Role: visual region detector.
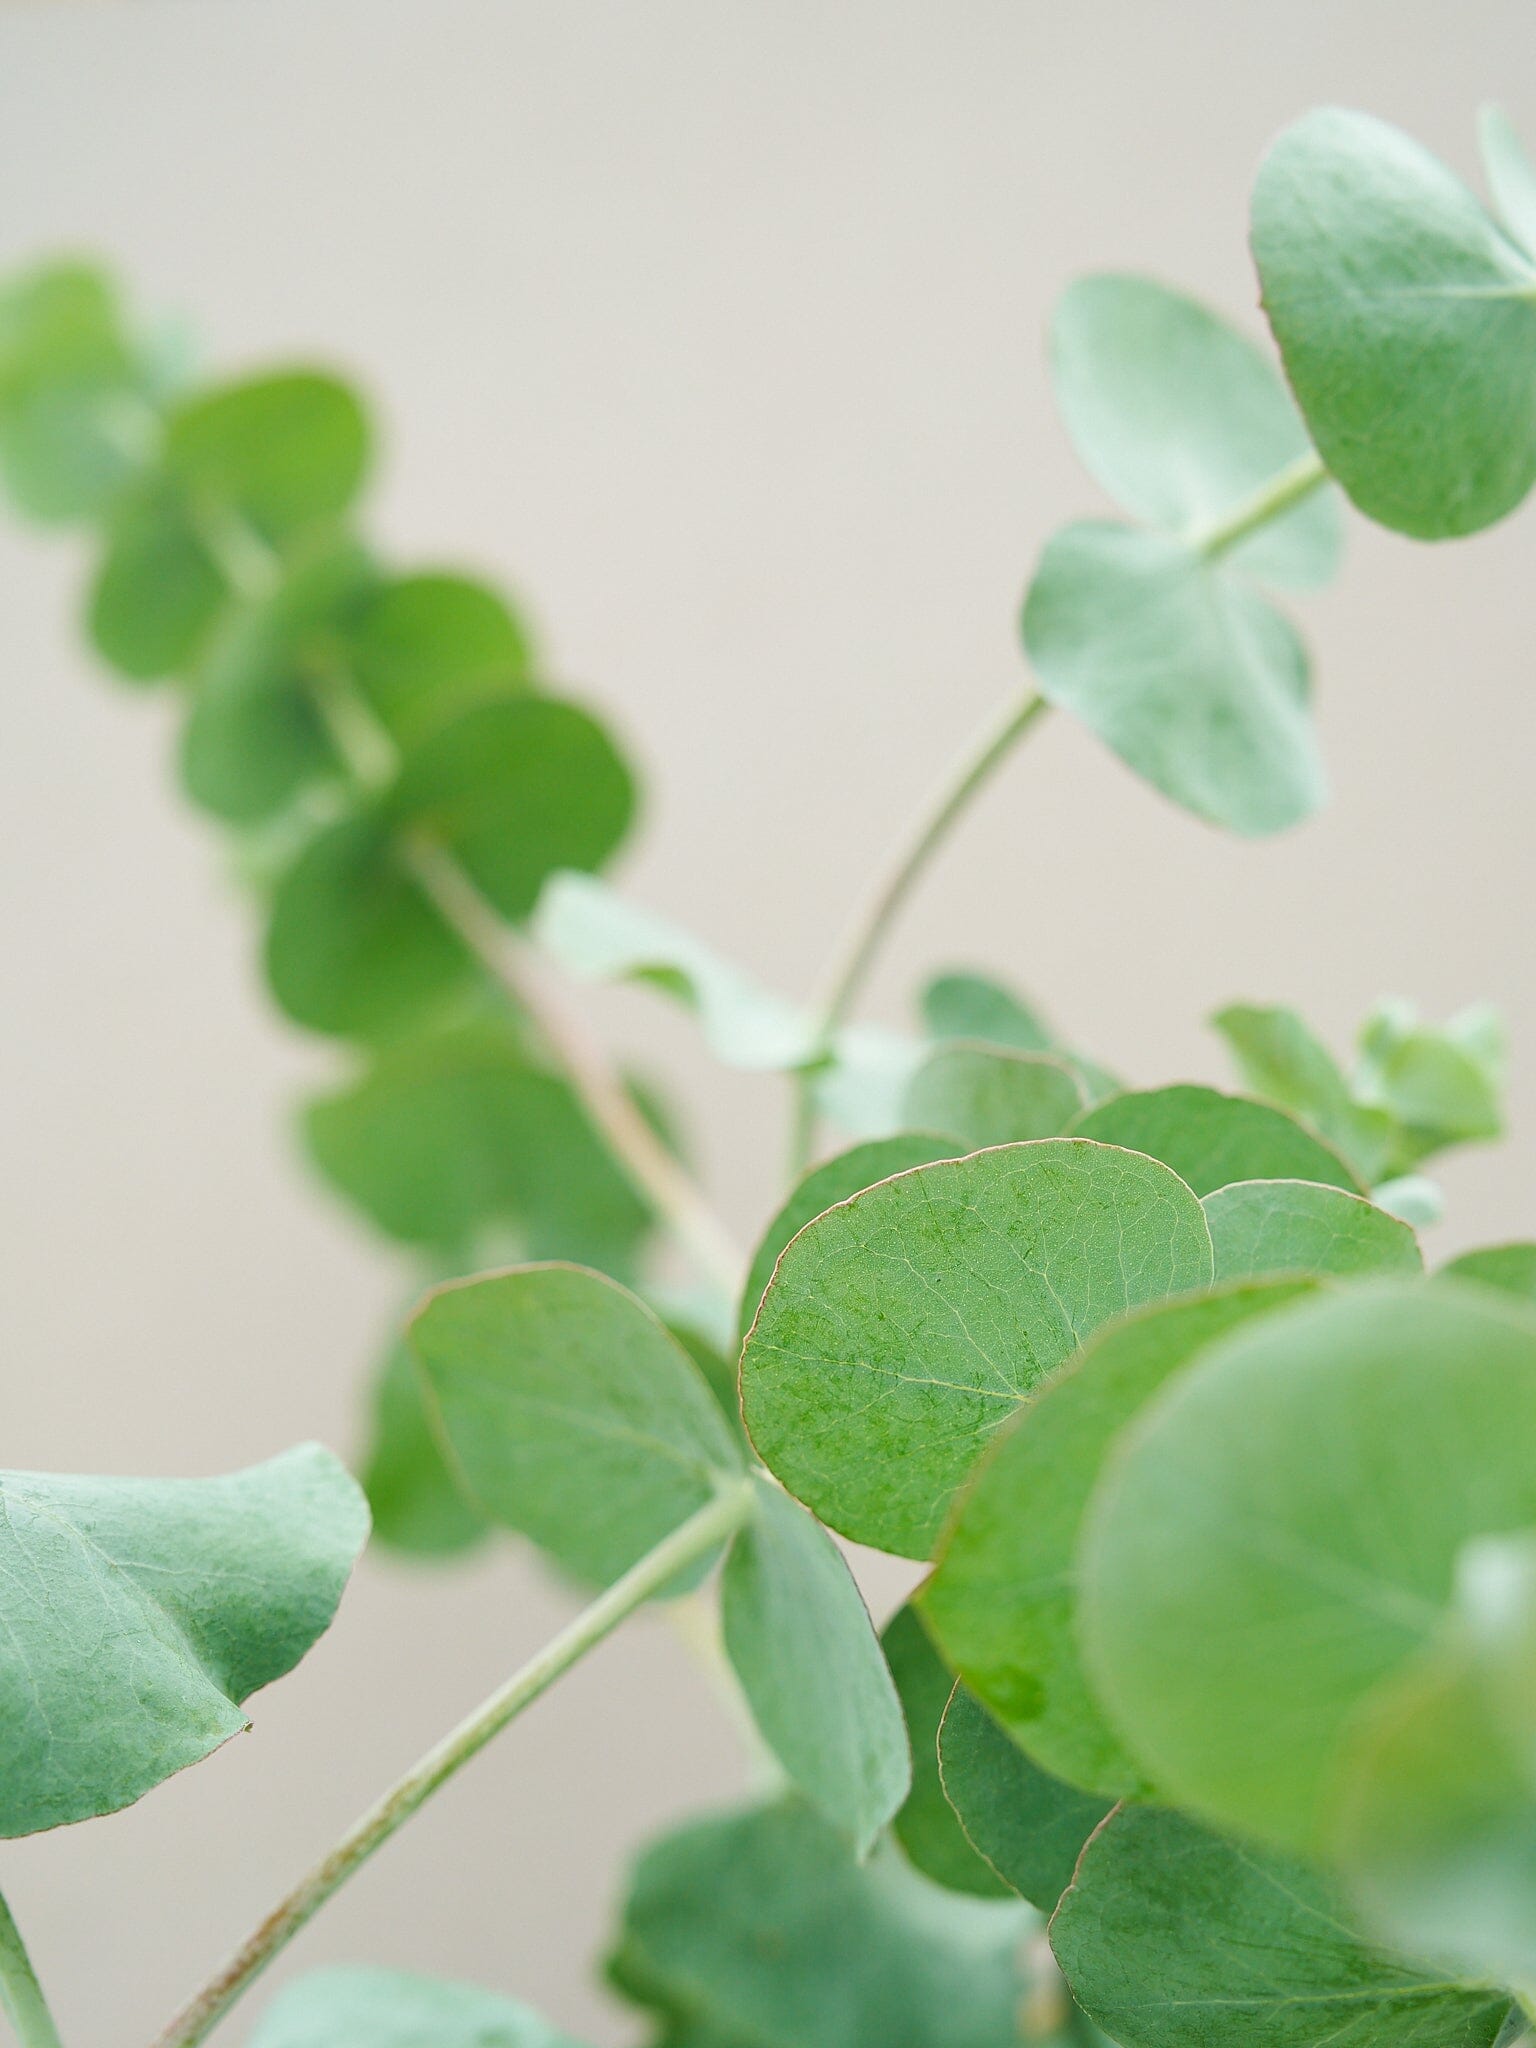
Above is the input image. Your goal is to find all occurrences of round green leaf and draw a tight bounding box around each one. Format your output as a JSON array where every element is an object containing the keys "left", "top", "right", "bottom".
[
  {"left": 923, "top": 1283, "right": 1310, "bottom": 1796},
  {"left": 905, "top": 1045, "right": 1085, "bottom": 1150},
  {"left": 921, "top": 971, "right": 1053, "bottom": 1054},
  {"left": 391, "top": 697, "right": 636, "bottom": 923},
  {"left": 921, "top": 971, "right": 1119, "bottom": 1103},
  {"left": 88, "top": 477, "right": 226, "bottom": 679},
  {"left": 1078, "top": 1280, "right": 1536, "bottom": 1851},
  {"left": 608, "top": 1799, "right": 1031, "bottom": 2048},
  {"left": 1441, "top": 1242, "right": 1536, "bottom": 1304},
  {"left": 936, "top": 1686, "right": 1111, "bottom": 1912},
  {"left": 164, "top": 368, "right": 370, "bottom": 544},
  {"left": 0, "top": 1446, "right": 368, "bottom": 1836},
  {"left": 740, "top": 1139, "right": 1213, "bottom": 1559},
  {"left": 361, "top": 1338, "right": 489, "bottom": 1560},
  {"left": 1051, "top": 1804, "right": 1507, "bottom": 2048},
  {"left": 1337, "top": 1534, "right": 1536, "bottom": 1989},
  {"left": 739, "top": 1133, "right": 959, "bottom": 1345},
  {"left": 1069, "top": 1082, "right": 1361, "bottom": 1196},
  {"left": 303, "top": 1014, "right": 651, "bottom": 1274},
  {"left": 411, "top": 1264, "right": 743, "bottom": 1587},
  {"left": 248, "top": 1968, "right": 587, "bottom": 2048},
  {"left": 882, "top": 1605, "right": 1013, "bottom": 1899},
  {"left": 0, "top": 262, "right": 157, "bottom": 523},
  {"left": 722, "top": 1475, "right": 909, "bottom": 1854},
  {"left": 180, "top": 538, "right": 374, "bottom": 823},
  {"left": 1022, "top": 522, "right": 1322, "bottom": 836},
  {"left": 264, "top": 810, "right": 476, "bottom": 1040},
  {"left": 1051, "top": 273, "right": 1341, "bottom": 587},
  {"left": 1252, "top": 107, "right": 1536, "bottom": 538},
  {"left": 1203, "top": 1179, "right": 1421, "bottom": 1283},
  {"left": 347, "top": 570, "right": 534, "bottom": 748}
]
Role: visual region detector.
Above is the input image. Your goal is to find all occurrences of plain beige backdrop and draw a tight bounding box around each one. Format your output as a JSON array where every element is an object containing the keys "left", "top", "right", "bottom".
[{"left": 2, "top": 2, "right": 1535, "bottom": 2040}]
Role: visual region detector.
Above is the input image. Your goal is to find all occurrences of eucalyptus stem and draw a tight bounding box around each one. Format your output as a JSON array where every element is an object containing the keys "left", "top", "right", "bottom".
[
  {"left": 402, "top": 838, "right": 745, "bottom": 1296},
  {"left": 188, "top": 504, "right": 745, "bottom": 1297},
  {"left": 151, "top": 1477, "right": 756, "bottom": 2048},
  {"left": 790, "top": 688, "right": 1050, "bottom": 1170},
  {"left": 0, "top": 1890, "right": 64, "bottom": 2048},
  {"left": 1192, "top": 447, "right": 1329, "bottom": 561}
]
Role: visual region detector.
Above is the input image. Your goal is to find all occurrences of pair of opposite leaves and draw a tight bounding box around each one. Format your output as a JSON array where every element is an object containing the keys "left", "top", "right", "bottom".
[
  {"left": 0, "top": 275, "right": 643, "bottom": 1047},
  {"left": 1026, "top": 106, "right": 1536, "bottom": 837}
]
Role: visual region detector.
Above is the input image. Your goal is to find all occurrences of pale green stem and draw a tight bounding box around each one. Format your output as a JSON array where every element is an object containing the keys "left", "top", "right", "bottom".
[
  {"left": 151, "top": 1478, "right": 756, "bottom": 2048},
  {"left": 0, "top": 1890, "right": 64, "bottom": 2048},
  {"left": 790, "top": 689, "right": 1050, "bottom": 1171},
  {"left": 186, "top": 507, "right": 745, "bottom": 1298},
  {"left": 402, "top": 837, "right": 746, "bottom": 1297},
  {"left": 1191, "top": 447, "right": 1330, "bottom": 563}
]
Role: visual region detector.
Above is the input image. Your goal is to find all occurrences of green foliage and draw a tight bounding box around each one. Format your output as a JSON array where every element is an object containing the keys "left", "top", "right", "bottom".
[
  {"left": 738, "top": 1133, "right": 957, "bottom": 1342},
  {"left": 303, "top": 1012, "right": 652, "bottom": 1270},
  {"left": 1078, "top": 1282, "right": 1536, "bottom": 1852},
  {"left": 741, "top": 1140, "right": 1212, "bottom": 1557},
  {"left": 411, "top": 1265, "right": 743, "bottom": 1587},
  {"left": 1252, "top": 107, "right": 1536, "bottom": 539},
  {"left": 1069, "top": 1082, "right": 1360, "bottom": 1194},
  {"left": 1028, "top": 272, "right": 1347, "bottom": 835},
  {"left": 721, "top": 1476, "right": 909, "bottom": 1852},
  {"left": 937, "top": 1685, "right": 1110, "bottom": 1912},
  {"left": 1441, "top": 1242, "right": 1536, "bottom": 1302},
  {"left": 536, "top": 871, "right": 812, "bottom": 1070},
  {"left": 1336, "top": 1533, "right": 1536, "bottom": 1987},
  {"left": 882, "top": 1605, "right": 1014, "bottom": 1899},
  {"left": 391, "top": 700, "right": 634, "bottom": 924},
  {"left": 1213, "top": 996, "right": 1507, "bottom": 1181},
  {"left": 0, "top": 1447, "right": 367, "bottom": 1835},
  {"left": 923, "top": 1283, "right": 1311, "bottom": 1794},
  {"left": 0, "top": 262, "right": 159, "bottom": 521},
  {"left": 921, "top": 969, "right": 1119, "bottom": 1102},
  {"left": 1050, "top": 273, "right": 1342, "bottom": 588},
  {"left": 1023, "top": 521, "right": 1323, "bottom": 835},
  {"left": 248, "top": 1969, "right": 586, "bottom": 2047},
  {"left": 1202, "top": 1178, "right": 1421, "bottom": 1281},
  {"left": 6, "top": 96, "right": 1536, "bottom": 2048},
  {"left": 91, "top": 369, "right": 371, "bottom": 677},
  {"left": 1051, "top": 1804, "right": 1510, "bottom": 2048},
  {"left": 346, "top": 570, "right": 534, "bottom": 745},
  {"left": 607, "top": 1799, "right": 1033, "bottom": 2048},
  {"left": 264, "top": 810, "right": 476, "bottom": 1037},
  {"left": 905, "top": 1043, "right": 1085, "bottom": 1147},
  {"left": 360, "top": 1339, "right": 489, "bottom": 1558},
  {"left": 180, "top": 538, "right": 375, "bottom": 823}
]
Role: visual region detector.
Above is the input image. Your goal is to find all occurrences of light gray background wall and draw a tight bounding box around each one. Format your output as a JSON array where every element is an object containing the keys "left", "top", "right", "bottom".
[{"left": 2, "top": 3, "right": 1532, "bottom": 2040}]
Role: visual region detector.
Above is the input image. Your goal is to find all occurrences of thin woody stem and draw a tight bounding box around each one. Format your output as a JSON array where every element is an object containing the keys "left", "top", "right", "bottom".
[
  {"left": 402, "top": 838, "right": 745, "bottom": 1296},
  {"left": 790, "top": 689, "right": 1050, "bottom": 1170},
  {"left": 151, "top": 1479, "right": 756, "bottom": 2048}
]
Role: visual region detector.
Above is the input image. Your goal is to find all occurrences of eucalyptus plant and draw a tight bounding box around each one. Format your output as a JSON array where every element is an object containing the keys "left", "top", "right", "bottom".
[{"left": 3, "top": 101, "right": 1536, "bottom": 2048}]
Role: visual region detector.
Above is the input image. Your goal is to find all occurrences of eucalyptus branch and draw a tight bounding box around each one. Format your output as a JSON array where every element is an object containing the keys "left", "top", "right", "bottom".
[
  {"left": 0, "top": 1890, "right": 64, "bottom": 2048},
  {"left": 191, "top": 502, "right": 745, "bottom": 1296},
  {"left": 151, "top": 1478, "right": 756, "bottom": 2048},
  {"left": 791, "top": 689, "right": 1050, "bottom": 1169}
]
